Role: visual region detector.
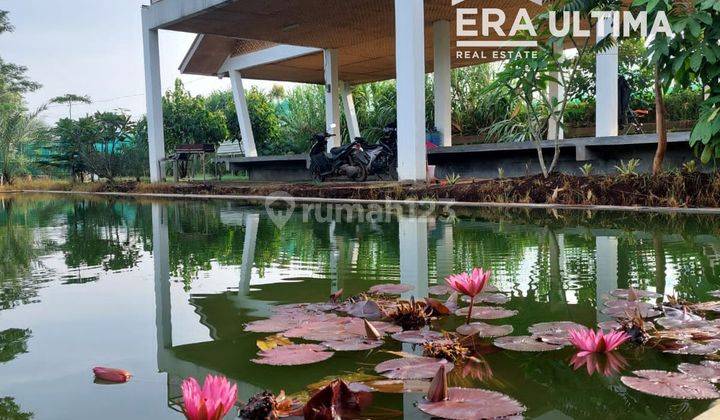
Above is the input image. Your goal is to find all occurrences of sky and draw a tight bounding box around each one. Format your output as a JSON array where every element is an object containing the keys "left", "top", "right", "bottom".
[{"left": 0, "top": 0, "right": 290, "bottom": 123}]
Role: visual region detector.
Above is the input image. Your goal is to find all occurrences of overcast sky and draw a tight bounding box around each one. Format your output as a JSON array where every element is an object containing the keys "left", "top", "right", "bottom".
[{"left": 0, "top": 0, "right": 288, "bottom": 123}]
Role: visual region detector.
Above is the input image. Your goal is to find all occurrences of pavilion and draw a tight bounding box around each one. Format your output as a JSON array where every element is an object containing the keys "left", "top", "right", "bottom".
[{"left": 141, "top": 0, "right": 624, "bottom": 183}]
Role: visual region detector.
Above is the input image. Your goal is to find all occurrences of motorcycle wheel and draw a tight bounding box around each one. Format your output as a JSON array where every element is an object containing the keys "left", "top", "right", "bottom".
[
  {"left": 309, "top": 163, "right": 325, "bottom": 182},
  {"left": 349, "top": 163, "right": 368, "bottom": 182}
]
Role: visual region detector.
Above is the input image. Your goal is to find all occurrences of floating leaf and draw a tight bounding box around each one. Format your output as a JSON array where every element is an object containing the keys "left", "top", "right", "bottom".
[
  {"left": 528, "top": 321, "right": 586, "bottom": 346},
  {"left": 598, "top": 320, "right": 622, "bottom": 331},
  {"left": 391, "top": 330, "right": 443, "bottom": 344},
  {"left": 342, "top": 300, "right": 384, "bottom": 320},
  {"left": 417, "top": 387, "right": 526, "bottom": 419},
  {"left": 366, "top": 379, "right": 430, "bottom": 394},
  {"left": 655, "top": 307, "right": 706, "bottom": 329},
  {"left": 92, "top": 367, "right": 131, "bottom": 384},
  {"left": 692, "top": 301, "right": 720, "bottom": 313},
  {"left": 611, "top": 288, "right": 661, "bottom": 299},
  {"left": 678, "top": 361, "right": 720, "bottom": 383},
  {"left": 455, "top": 306, "right": 518, "bottom": 320},
  {"left": 663, "top": 339, "right": 720, "bottom": 356},
  {"left": 257, "top": 335, "right": 293, "bottom": 351},
  {"left": 494, "top": 336, "right": 564, "bottom": 352},
  {"left": 321, "top": 339, "right": 384, "bottom": 351},
  {"left": 375, "top": 357, "right": 453, "bottom": 379},
  {"left": 621, "top": 370, "right": 720, "bottom": 399},
  {"left": 303, "top": 379, "right": 372, "bottom": 419},
  {"left": 428, "top": 285, "right": 450, "bottom": 295},
  {"left": 456, "top": 322, "right": 513, "bottom": 338},
  {"left": 368, "top": 284, "right": 414, "bottom": 295},
  {"left": 462, "top": 293, "right": 509, "bottom": 305},
  {"left": 252, "top": 344, "right": 334, "bottom": 366}
]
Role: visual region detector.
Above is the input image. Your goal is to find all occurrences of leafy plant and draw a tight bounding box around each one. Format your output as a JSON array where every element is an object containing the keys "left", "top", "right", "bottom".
[
  {"left": 615, "top": 159, "right": 641, "bottom": 176},
  {"left": 497, "top": 168, "right": 505, "bottom": 179},
  {"left": 682, "top": 160, "right": 697, "bottom": 173},
  {"left": 580, "top": 163, "right": 594, "bottom": 176},
  {"left": 445, "top": 173, "right": 461, "bottom": 186}
]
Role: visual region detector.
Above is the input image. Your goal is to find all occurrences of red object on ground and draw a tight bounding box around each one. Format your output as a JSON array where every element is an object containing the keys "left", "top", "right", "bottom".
[
  {"left": 426, "top": 140, "right": 438, "bottom": 150},
  {"left": 93, "top": 367, "right": 132, "bottom": 383}
]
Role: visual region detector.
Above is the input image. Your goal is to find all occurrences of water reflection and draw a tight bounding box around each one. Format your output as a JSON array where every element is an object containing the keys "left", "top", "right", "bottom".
[{"left": 2, "top": 196, "right": 720, "bottom": 418}]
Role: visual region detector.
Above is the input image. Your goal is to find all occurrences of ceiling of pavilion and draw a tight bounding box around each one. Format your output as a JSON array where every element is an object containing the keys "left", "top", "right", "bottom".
[{"left": 172, "top": 0, "right": 604, "bottom": 84}]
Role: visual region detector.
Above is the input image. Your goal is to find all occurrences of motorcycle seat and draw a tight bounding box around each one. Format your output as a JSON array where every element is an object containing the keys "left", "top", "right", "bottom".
[{"left": 329, "top": 147, "right": 344, "bottom": 156}]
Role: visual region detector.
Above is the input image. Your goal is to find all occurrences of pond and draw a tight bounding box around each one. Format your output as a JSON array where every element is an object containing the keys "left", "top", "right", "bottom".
[{"left": 1, "top": 194, "right": 719, "bottom": 419}]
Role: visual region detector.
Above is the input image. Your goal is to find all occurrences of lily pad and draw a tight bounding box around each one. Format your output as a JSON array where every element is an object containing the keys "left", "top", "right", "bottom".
[
  {"left": 621, "top": 370, "right": 720, "bottom": 399},
  {"left": 528, "top": 321, "right": 586, "bottom": 346},
  {"left": 391, "top": 330, "right": 443, "bottom": 344},
  {"left": 663, "top": 339, "right": 720, "bottom": 356},
  {"left": 455, "top": 306, "right": 518, "bottom": 320},
  {"left": 321, "top": 339, "right": 384, "bottom": 351},
  {"left": 375, "top": 357, "right": 453, "bottom": 380},
  {"left": 417, "top": 387, "right": 526, "bottom": 419},
  {"left": 610, "top": 288, "right": 661, "bottom": 299},
  {"left": 692, "top": 301, "right": 720, "bottom": 313},
  {"left": 342, "top": 300, "right": 384, "bottom": 320},
  {"left": 368, "top": 284, "right": 414, "bottom": 295},
  {"left": 252, "top": 344, "right": 334, "bottom": 366},
  {"left": 655, "top": 307, "right": 706, "bottom": 329},
  {"left": 461, "top": 293, "right": 509, "bottom": 305},
  {"left": 494, "top": 336, "right": 564, "bottom": 352},
  {"left": 678, "top": 361, "right": 720, "bottom": 383},
  {"left": 598, "top": 320, "right": 622, "bottom": 331},
  {"left": 456, "top": 322, "right": 513, "bottom": 338},
  {"left": 601, "top": 305, "right": 661, "bottom": 319},
  {"left": 428, "top": 285, "right": 450, "bottom": 295}
]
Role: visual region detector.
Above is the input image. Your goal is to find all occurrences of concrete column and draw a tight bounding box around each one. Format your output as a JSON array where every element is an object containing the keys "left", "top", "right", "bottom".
[
  {"left": 595, "top": 15, "right": 619, "bottom": 137},
  {"left": 239, "top": 212, "right": 259, "bottom": 295},
  {"left": 329, "top": 220, "right": 340, "bottom": 294},
  {"left": 324, "top": 49, "right": 341, "bottom": 150},
  {"left": 142, "top": 12, "right": 165, "bottom": 183},
  {"left": 229, "top": 71, "right": 258, "bottom": 158},
  {"left": 394, "top": 0, "right": 427, "bottom": 181},
  {"left": 596, "top": 236, "right": 618, "bottom": 322},
  {"left": 433, "top": 20, "right": 452, "bottom": 147},
  {"left": 152, "top": 203, "right": 172, "bottom": 350},
  {"left": 435, "top": 221, "right": 454, "bottom": 283},
  {"left": 548, "top": 43, "right": 565, "bottom": 141},
  {"left": 340, "top": 82, "right": 361, "bottom": 141},
  {"left": 399, "top": 213, "right": 429, "bottom": 300}
]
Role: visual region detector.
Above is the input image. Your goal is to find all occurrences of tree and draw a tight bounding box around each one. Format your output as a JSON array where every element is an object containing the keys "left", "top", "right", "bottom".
[
  {"left": 49, "top": 94, "right": 92, "bottom": 119},
  {"left": 162, "top": 79, "right": 228, "bottom": 153},
  {"left": 639, "top": 0, "right": 720, "bottom": 172},
  {"left": 485, "top": 0, "right": 619, "bottom": 177},
  {"left": 0, "top": 105, "right": 46, "bottom": 185},
  {"left": 78, "top": 111, "right": 137, "bottom": 182},
  {"left": 46, "top": 117, "right": 93, "bottom": 182}
]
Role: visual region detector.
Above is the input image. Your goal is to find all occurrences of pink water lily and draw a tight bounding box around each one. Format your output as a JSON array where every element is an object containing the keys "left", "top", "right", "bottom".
[
  {"left": 181, "top": 374, "right": 237, "bottom": 420},
  {"left": 445, "top": 268, "right": 492, "bottom": 323},
  {"left": 569, "top": 328, "right": 630, "bottom": 356}
]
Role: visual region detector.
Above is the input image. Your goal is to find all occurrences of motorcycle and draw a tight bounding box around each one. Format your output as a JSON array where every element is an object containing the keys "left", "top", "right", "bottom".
[
  {"left": 307, "top": 132, "right": 370, "bottom": 182},
  {"left": 353, "top": 123, "right": 398, "bottom": 180}
]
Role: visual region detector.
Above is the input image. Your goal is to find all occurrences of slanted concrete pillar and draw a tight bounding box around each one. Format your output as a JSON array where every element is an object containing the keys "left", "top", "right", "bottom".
[
  {"left": 142, "top": 11, "right": 165, "bottom": 183},
  {"left": 435, "top": 221, "right": 454, "bottom": 283},
  {"left": 340, "top": 82, "right": 361, "bottom": 141},
  {"left": 548, "top": 42, "right": 565, "bottom": 141},
  {"left": 239, "top": 212, "right": 259, "bottom": 295},
  {"left": 394, "top": 0, "right": 427, "bottom": 181},
  {"left": 399, "top": 213, "right": 429, "bottom": 300},
  {"left": 595, "top": 15, "right": 619, "bottom": 137},
  {"left": 596, "top": 236, "right": 618, "bottom": 322},
  {"left": 433, "top": 20, "right": 452, "bottom": 147},
  {"left": 152, "top": 204, "right": 171, "bottom": 350},
  {"left": 324, "top": 49, "right": 341, "bottom": 151},
  {"left": 229, "top": 71, "right": 258, "bottom": 158}
]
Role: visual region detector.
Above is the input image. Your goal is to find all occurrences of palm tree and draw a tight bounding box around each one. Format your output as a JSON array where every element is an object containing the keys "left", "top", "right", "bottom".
[
  {"left": 50, "top": 94, "right": 91, "bottom": 119},
  {"left": 0, "top": 105, "right": 46, "bottom": 185}
]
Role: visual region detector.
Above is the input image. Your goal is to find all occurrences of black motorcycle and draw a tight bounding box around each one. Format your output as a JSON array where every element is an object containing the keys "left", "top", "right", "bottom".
[
  {"left": 354, "top": 124, "right": 398, "bottom": 180},
  {"left": 307, "top": 132, "right": 369, "bottom": 182}
]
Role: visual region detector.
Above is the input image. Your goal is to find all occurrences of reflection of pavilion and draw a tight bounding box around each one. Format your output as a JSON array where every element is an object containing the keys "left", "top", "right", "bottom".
[{"left": 151, "top": 204, "right": 693, "bottom": 415}]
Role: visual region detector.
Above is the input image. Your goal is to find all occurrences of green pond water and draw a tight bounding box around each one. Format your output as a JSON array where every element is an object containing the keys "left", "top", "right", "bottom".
[{"left": 1, "top": 194, "right": 720, "bottom": 419}]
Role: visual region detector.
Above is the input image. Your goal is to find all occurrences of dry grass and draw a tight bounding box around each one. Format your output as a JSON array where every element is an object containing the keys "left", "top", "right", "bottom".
[{"left": 4, "top": 171, "right": 720, "bottom": 209}]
